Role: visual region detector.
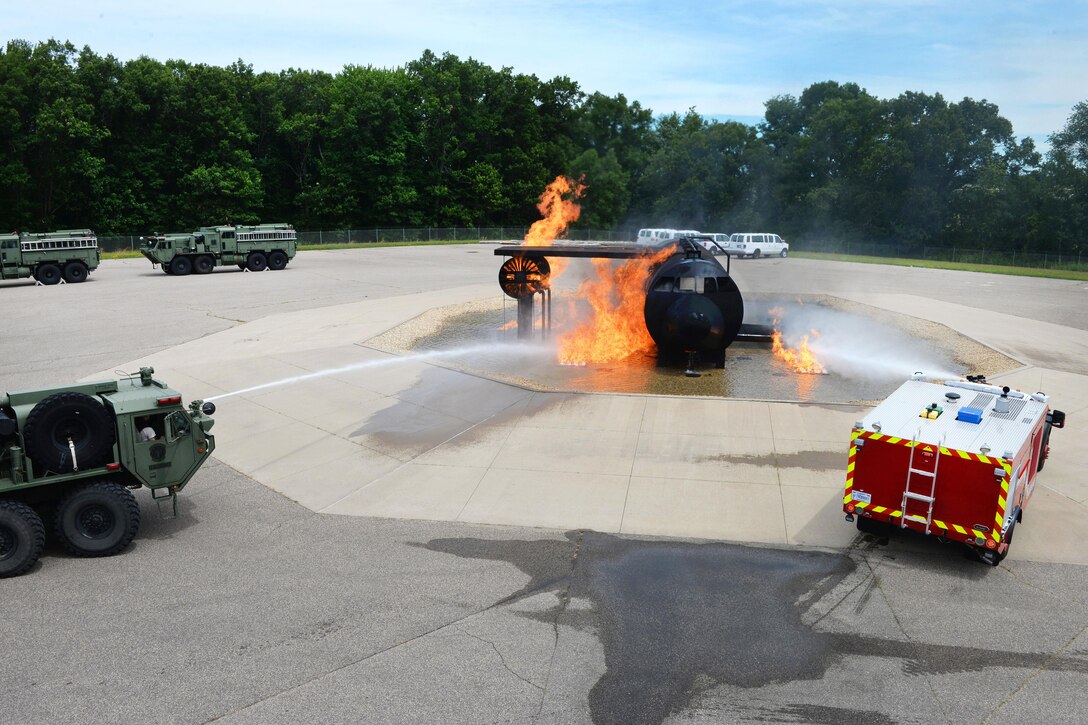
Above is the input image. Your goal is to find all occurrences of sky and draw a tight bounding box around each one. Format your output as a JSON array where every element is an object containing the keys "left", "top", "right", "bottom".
[{"left": 7, "top": 1, "right": 1088, "bottom": 149}]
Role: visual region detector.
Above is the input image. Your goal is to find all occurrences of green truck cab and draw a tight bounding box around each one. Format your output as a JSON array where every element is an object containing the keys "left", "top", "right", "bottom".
[
  {"left": 141, "top": 223, "right": 297, "bottom": 275},
  {"left": 0, "top": 367, "right": 216, "bottom": 577},
  {"left": 0, "top": 229, "right": 101, "bottom": 285}
]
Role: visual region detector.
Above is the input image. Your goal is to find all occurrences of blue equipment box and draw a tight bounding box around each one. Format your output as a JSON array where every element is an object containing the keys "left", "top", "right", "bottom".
[{"left": 956, "top": 406, "right": 983, "bottom": 424}]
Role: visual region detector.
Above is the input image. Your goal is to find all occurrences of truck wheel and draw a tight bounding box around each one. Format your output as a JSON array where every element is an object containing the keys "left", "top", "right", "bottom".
[
  {"left": 170, "top": 256, "right": 193, "bottom": 276},
  {"left": 856, "top": 515, "right": 892, "bottom": 540},
  {"left": 63, "top": 261, "right": 89, "bottom": 283},
  {"left": 752, "top": 249, "right": 762, "bottom": 258},
  {"left": 236, "top": 263, "right": 246, "bottom": 270},
  {"left": 23, "top": 392, "right": 115, "bottom": 473},
  {"left": 246, "top": 252, "right": 267, "bottom": 272},
  {"left": 780, "top": 249, "right": 788, "bottom": 258},
  {"left": 194, "top": 255, "right": 214, "bottom": 274},
  {"left": 54, "top": 482, "right": 140, "bottom": 557},
  {"left": 0, "top": 500, "right": 46, "bottom": 578},
  {"left": 35, "top": 263, "right": 62, "bottom": 285},
  {"left": 267, "top": 251, "right": 288, "bottom": 270}
]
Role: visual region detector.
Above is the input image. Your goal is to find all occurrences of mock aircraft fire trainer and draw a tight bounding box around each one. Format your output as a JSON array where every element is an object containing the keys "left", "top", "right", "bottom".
[{"left": 496, "top": 236, "right": 765, "bottom": 372}]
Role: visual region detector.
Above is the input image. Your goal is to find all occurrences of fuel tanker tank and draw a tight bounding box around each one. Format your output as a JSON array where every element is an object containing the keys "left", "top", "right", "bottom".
[{"left": 642, "top": 243, "right": 744, "bottom": 366}]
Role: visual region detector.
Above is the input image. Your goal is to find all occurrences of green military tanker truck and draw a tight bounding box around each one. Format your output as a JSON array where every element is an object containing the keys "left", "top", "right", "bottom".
[
  {"left": 0, "top": 367, "right": 216, "bottom": 577},
  {"left": 0, "top": 229, "right": 101, "bottom": 285},
  {"left": 141, "top": 222, "right": 297, "bottom": 275}
]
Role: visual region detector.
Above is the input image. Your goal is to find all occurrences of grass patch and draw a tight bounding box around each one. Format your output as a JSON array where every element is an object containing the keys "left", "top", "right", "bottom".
[{"left": 791, "top": 251, "right": 1088, "bottom": 281}]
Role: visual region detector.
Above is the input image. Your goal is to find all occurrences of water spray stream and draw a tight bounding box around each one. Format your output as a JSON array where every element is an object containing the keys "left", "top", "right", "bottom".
[{"left": 204, "top": 343, "right": 549, "bottom": 402}]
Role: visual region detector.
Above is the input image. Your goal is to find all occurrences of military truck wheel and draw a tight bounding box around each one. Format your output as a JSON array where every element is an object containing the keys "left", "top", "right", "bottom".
[
  {"left": 63, "top": 261, "right": 89, "bottom": 283},
  {"left": 0, "top": 500, "right": 46, "bottom": 578},
  {"left": 236, "top": 263, "right": 246, "bottom": 270},
  {"left": 246, "top": 252, "right": 267, "bottom": 272},
  {"left": 23, "top": 392, "right": 116, "bottom": 473},
  {"left": 194, "top": 255, "right": 214, "bottom": 274},
  {"left": 170, "top": 256, "right": 193, "bottom": 276},
  {"left": 35, "top": 263, "right": 62, "bottom": 285},
  {"left": 267, "top": 251, "right": 288, "bottom": 270},
  {"left": 54, "top": 482, "right": 140, "bottom": 557}
]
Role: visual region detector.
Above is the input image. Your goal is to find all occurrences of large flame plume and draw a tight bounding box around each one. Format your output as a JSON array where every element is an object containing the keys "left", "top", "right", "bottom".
[
  {"left": 522, "top": 176, "right": 585, "bottom": 277},
  {"left": 769, "top": 306, "right": 827, "bottom": 374},
  {"left": 557, "top": 248, "right": 674, "bottom": 364}
]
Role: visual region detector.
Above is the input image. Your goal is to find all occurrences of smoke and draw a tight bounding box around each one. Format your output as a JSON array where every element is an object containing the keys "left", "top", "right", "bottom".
[{"left": 751, "top": 300, "right": 961, "bottom": 383}]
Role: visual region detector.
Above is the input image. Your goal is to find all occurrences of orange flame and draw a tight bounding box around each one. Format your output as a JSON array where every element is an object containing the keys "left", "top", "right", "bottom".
[
  {"left": 522, "top": 176, "right": 585, "bottom": 277},
  {"left": 769, "top": 307, "right": 827, "bottom": 374},
  {"left": 557, "top": 247, "right": 674, "bottom": 364}
]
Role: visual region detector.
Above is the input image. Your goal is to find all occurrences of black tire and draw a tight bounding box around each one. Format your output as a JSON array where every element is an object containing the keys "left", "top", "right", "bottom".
[
  {"left": 780, "top": 249, "right": 788, "bottom": 258},
  {"left": 170, "top": 256, "right": 193, "bottom": 276},
  {"left": 0, "top": 500, "right": 46, "bottom": 578},
  {"left": 35, "top": 263, "right": 62, "bottom": 285},
  {"left": 22, "top": 392, "right": 115, "bottom": 473},
  {"left": 246, "top": 252, "right": 267, "bottom": 272},
  {"left": 856, "top": 515, "right": 892, "bottom": 538},
  {"left": 752, "top": 249, "right": 762, "bottom": 258},
  {"left": 267, "top": 250, "right": 288, "bottom": 270},
  {"left": 237, "top": 263, "right": 246, "bottom": 270},
  {"left": 63, "top": 261, "right": 89, "bottom": 283},
  {"left": 54, "top": 482, "right": 140, "bottom": 557},
  {"left": 194, "top": 255, "right": 215, "bottom": 274}
]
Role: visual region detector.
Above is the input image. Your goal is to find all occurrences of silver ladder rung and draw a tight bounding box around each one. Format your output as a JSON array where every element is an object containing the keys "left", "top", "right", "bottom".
[
  {"left": 904, "top": 492, "right": 934, "bottom": 503},
  {"left": 908, "top": 468, "right": 936, "bottom": 477}
]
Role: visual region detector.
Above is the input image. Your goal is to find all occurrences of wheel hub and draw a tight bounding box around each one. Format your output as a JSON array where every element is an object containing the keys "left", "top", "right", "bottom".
[
  {"left": 0, "top": 524, "right": 15, "bottom": 559},
  {"left": 76, "top": 504, "right": 115, "bottom": 538}
]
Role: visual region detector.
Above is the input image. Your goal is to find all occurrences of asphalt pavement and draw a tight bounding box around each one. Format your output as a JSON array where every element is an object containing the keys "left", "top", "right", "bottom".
[{"left": 1, "top": 247, "right": 1086, "bottom": 724}]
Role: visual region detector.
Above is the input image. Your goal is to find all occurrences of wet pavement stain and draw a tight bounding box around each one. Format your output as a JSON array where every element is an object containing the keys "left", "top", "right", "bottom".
[
  {"left": 696, "top": 450, "right": 845, "bottom": 470},
  {"left": 422, "top": 532, "right": 1088, "bottom": 725}
]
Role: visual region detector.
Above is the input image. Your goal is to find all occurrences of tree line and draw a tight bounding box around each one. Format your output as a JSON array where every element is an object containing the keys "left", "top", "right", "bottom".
[{"left": 1, "top": 39, "right": 1085, "bottom": 253}]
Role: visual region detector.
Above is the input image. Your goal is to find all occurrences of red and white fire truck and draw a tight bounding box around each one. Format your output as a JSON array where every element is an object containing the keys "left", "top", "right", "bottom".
[{"left": 843, "top": 375, "right": 1065, "bottom": 565}]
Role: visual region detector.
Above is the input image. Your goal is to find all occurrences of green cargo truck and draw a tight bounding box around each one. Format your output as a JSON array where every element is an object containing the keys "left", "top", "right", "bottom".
[
  {"left": 0, "top": 229, "right": 101, "bottom": 285},
  {"left": 0, "top": 367, "right": 216, "bottom": 577},
  {"left": 141, "top": 223, "right": 298, "bottom": 275}
]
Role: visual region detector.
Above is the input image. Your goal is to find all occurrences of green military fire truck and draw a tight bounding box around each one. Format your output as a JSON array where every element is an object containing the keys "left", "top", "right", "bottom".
[
  {"left": 0, "top": 229, "right": 101, "bottom": 285},
  {"left": 0, "top": 368, "right": 216, "bottom": 577},
  {"left": 141, "top": 223, "right": 297, "bottom": 275}
]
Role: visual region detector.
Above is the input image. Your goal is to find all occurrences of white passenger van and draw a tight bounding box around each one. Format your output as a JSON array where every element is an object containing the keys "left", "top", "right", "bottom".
[
  {"left": 726, "top": 233, "right": 789, "bottom": 258},
  {"left": 635, "top": 228, "right": 701, "bottom": 246},
  {"left": 636, "top": 228, "right": 673, "bottom": 245}
]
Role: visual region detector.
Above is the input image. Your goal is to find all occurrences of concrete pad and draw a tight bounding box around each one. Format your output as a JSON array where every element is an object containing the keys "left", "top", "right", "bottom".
[
  {"left": 1006, "top": 485, "right": 1088, "bottom": 565},
  {"left": 632, "top": 432, "right": 780, "bottom": 485},
  {"left": 769, "top": 402, "right": 868, "bottom": 443},
  {"left": 265, "top": 445, "right": 405, "bottom": 511},
  {"left": 458, "top": 469, "right": 629, "bottom": 531},
  {"left": 491, "top": 426, "right": 638, "bottom": 476},
  {"left": 509, "top": 393, "right": 647, "bottom": 433},
  {"left": 641, "top": 397, "right": 774, "bottom": 438},
  {"left": 770, "top": 437, "right": 850, "bottom": 488},
  {"left": 322, "top": 463, "right": 487, "bottom": 519},
  {"left": 620, "top": 477, "right": 786, "bottom": 543},
  {"left": 782, "top": 485, "right": 858, "bottom": 548},
  {"left": 412, "top": 424, "right": 516, "bottom": 469}
]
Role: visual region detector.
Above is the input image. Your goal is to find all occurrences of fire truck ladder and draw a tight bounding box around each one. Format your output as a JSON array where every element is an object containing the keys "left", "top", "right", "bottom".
[{"left": 901, "top": 432, "right": 940, "bottom": 534}]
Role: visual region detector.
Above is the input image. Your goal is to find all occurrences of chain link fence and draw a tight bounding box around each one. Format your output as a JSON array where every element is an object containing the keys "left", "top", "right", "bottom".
[
  {"left": 96, "top": 226, "right": 640, "bottom": 252},
  {"left": 96, "top": 228, "right": 1086, "bottom": 271}
]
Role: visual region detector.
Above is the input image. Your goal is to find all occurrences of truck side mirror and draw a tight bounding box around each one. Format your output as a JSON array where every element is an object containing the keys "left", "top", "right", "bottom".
[{"left": 1050, "top": 410, "right": 1065, "bottom": 429}]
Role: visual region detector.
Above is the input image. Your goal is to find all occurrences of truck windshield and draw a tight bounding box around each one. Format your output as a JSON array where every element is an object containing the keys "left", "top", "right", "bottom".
[{"left": 166, "top": 410, "right": 191, "bottom": 439}]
